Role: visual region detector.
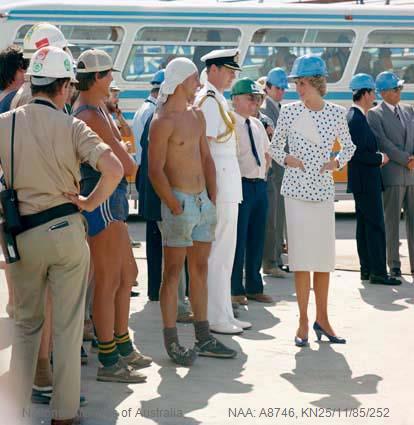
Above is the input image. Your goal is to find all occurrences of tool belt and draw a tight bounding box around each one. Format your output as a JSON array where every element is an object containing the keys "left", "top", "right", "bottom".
[{"left": 17, "top": 203, "right": 79, "bottom": 235}]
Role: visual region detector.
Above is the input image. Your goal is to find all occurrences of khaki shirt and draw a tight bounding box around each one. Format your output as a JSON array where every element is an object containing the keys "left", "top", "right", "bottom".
[
  {"left": 10, "top": 81, "right": 32, "bottom": 110},
  {"left": 0, "top": 98, "right": 110, "bottom": 215}
]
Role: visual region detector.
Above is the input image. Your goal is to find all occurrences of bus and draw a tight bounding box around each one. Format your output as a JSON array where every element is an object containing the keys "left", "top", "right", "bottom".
[{"left": 1, "top": 0, "right": 413, "bottom": 198}]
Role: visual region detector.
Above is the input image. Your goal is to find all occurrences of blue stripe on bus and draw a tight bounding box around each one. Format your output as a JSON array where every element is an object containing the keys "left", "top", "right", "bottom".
[
  {"left": 8, "top": 15, "right": 414, "bottom": 28},
  {"left": 9, "top": 9, "right": 414, "bottom": 22},
  {"left": 121, "top": 90, "right": 414, "bottom": 102}
]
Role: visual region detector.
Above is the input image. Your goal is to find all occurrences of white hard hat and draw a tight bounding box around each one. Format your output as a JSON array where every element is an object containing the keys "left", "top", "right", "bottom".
[
  {"left": 23, "top": 23, "right": 69, "bottom": 59},
  {"left": 26, "top": 46, "right": 78, "bottom": 86}
]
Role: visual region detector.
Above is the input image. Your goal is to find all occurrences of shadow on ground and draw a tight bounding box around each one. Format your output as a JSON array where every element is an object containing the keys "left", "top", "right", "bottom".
[
  {"left": 281, "top": 344, "right": 382, "bottom": 409},
  {"left": 129, "top": 301, "right": 252, "bottom": 425}
]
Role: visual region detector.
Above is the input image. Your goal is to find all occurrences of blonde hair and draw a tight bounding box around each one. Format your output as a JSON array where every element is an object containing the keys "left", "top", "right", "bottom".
[{"left": 307, "top": 76, "right": 327, "bottom": 97}]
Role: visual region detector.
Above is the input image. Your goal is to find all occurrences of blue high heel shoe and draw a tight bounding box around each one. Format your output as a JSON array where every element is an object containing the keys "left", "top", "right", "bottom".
[
  {"left": 313, "top": 322, "right": 346, "bottom": 344},
  {"left": 294, "top": 336, "right": 309, "bottom": 347}
]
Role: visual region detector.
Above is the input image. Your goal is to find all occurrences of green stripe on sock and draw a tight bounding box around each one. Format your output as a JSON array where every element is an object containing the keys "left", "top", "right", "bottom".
[
  {"left": 98, "top": 340, "right": 119, "bottom": 367},
  {"left": 114, "top": 333, "right": 134, "bottom": 357}
]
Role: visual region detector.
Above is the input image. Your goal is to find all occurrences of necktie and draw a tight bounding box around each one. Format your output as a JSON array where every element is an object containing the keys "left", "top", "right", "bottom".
[
  {"left": 245, "top": 118, "right": 261, "bottom": 167},
  {"left": 394, "top": 105, "right": 405, "bottom": 128},
  {"left": 394, "top": 106, "right": 401, "bottom": 122}
]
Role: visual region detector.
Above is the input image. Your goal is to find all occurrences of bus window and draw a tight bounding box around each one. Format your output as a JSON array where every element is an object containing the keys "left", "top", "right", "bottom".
[
  {"left": 242, "top": 28, "right": 354, "bottom": 83},
  {"left": 14, "top": 24, "right": 124, "bottom": 60},
  {"left": 356, "top": 30, "right": 414, "bottom": 81},
  {"left": 123, "top": 27, "right": 240, "bottom": 82}
]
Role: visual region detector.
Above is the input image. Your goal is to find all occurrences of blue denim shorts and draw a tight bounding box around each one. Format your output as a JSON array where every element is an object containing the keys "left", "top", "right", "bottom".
[
  {"left": 161, "top": 189, "right": 217, "bottom": 247},
  {"left": 82, "top": 186, "right": 129, "bottom": 237}
]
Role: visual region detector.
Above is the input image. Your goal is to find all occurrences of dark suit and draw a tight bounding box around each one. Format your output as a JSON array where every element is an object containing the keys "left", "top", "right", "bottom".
[
  {"left": 136, "top": 114, "right": 162, "bottom": 300},
  {"left": 347, "top": 106, "right": 387, "bottom": 276},
  {"left": 260, "top": 97, "right": 286, "bottom": 269},
  {"left": 368, "top": 102, "right": 414, "bottom": 272}
]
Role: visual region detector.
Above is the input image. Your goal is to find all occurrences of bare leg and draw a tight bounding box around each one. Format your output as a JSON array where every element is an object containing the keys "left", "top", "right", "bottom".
[
  {"left": 313, "top": 271, "right": 337, "bottom": 336},
  {"left": 90, "top": 223, "right": 122, "bottom": 342},
  {"left": 295, "top": 271, "right": 310, "bottom": 340},
  {"left": 160, "top": 247, "right": 187, "bottom": 328},
  {"left": 114, "top": 222, "right": 138, "bottom": 336},
  {"left": 186, "top": 242, "right": 211, "bottom": 322}
]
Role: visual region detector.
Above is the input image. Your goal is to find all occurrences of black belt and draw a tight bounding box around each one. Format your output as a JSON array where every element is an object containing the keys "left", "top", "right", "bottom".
[
  {"left": 18, "top": 203, "right": 79, "bottom": 235},
  {"left": 242, "top": 177, "right": 265, "bottom": 184}
]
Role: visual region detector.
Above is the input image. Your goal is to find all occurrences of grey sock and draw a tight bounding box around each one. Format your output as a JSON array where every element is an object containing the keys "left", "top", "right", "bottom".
[
  {"left": 163, "top": 327, "right": 179, "bottom": 350},
  {"left": 194, "top": 320, "right": 211, "bottom": 343}
]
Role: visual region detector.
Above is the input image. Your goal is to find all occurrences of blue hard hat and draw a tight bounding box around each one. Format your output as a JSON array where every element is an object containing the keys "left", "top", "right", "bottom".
[
  {"left": 349, "top": 73, "right": 376, "bottom": 91},
  {"left": 151, "top": 69, "right": 165, "bottom": 86},
  {"left": 266, "top": 67, "right": 290, "bottom": 89},
  {"left": 375, "top": 71, "right": 404, "bottom": 92},
  {"left": 288, "top": 55, "right": 328, "bottom": 78}
]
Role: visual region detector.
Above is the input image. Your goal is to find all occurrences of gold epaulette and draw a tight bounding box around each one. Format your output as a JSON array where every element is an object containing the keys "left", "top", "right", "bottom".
[{"left": 197, "top": 90, "right": 236, "bottom": 143}]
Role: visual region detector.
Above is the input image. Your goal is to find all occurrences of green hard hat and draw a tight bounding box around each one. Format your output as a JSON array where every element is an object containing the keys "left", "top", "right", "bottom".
[{"left": 231, "top": 78, "right": 264, "bottom": 97}]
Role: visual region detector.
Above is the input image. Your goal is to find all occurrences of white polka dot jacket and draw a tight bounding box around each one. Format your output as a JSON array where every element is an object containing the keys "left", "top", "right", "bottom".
[{"left": 269, "top": 101, "right": 356, "bottom": 202}]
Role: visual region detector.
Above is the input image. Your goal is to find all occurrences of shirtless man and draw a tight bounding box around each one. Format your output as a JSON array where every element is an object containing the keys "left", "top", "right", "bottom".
[
  {"left": 72, "top": 49, "right": 151, "bottom": 382},
  {"left": 149, "top": 57, "right": 237, "bottom": 365}
]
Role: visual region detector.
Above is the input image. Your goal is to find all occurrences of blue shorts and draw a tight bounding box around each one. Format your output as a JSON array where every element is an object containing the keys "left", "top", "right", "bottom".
[
  {"left": 82, "top": 187, "right": 129, "bottom": 237},
  {"left": 161, "top": 189, "right": 217, "bottom": 247}
]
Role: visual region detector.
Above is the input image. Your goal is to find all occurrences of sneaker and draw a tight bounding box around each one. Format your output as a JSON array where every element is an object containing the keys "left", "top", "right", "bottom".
[
  {"left": 97, "top": 359, "right": 147, "bottom": 383},
  {"left": 176, "top": 311, "right": 194, "bottom": 323},
  {"left": 166, "top": 342, "right": 197, "bottom": 366},
  {"left": 121, "top": 350, "right": 152, "bottom": 369},
  {"left": 31, "top": 386, "right": 87, "bottom": 407},
  {"left": 81, "top": 345, "right": 88, "bottom": 365},
  {"left": 195, "top": 336, "right": 237, "bottom": 359}
]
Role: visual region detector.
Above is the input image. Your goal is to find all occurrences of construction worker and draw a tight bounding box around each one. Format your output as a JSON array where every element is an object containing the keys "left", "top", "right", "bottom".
[
  {"left": 7, "top": 22, "right": 85, "bottom": 406},
  {"left": 11, "top": 22, "right": 72, "bottom": 109},
  {"left": 0, "top": 45, "right": 123, "bottom": 425}
]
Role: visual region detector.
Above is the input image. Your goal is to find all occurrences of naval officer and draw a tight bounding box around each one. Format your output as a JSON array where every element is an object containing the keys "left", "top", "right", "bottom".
[{"left": 195, "top": 49, "right": 251, "bottom": 335}]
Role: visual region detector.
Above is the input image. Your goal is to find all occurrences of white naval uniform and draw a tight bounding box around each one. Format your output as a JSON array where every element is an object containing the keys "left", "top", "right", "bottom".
[{"left": 195, "top": 81, "right": 243, "bottom": 328}]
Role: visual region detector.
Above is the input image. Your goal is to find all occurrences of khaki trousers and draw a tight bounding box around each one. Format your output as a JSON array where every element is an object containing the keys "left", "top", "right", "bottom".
[{"left": 9, "top": 213, "right": 89, "bottom": 421}]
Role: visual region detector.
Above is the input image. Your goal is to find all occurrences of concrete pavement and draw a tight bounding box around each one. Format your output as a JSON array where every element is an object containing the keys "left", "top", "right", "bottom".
[{"left": 0, "top": 218, "right": 413, "bottom": 425}]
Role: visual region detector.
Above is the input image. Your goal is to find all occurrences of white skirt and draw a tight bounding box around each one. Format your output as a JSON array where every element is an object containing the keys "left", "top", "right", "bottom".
[{"left": 285, "top": 197, "right": 335, "bottom": 272}]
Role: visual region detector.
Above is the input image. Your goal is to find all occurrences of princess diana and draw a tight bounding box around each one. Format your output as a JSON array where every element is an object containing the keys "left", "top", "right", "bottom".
[{"left": 269, "top": 54, "right": 356, "bottom": 347}]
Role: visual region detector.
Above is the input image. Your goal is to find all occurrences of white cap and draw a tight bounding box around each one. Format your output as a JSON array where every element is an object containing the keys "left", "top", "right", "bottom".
[
  {"left": 23, "top": 23, "right": 69, "bottom": 59},
  {"left": 200, "top": 48, "right": 241, "bottom": 71},
  {"left": 158, "top": 57, "right": 198, "bottom": 104},
  {"left": 76, "top": 49, "right": 119, "bottom": 73},
  {"left": 27, "top": 46, "right": 78, "bottom": 86}
]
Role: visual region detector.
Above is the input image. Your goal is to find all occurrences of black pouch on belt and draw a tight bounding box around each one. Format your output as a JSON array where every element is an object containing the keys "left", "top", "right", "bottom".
[
  {"left": 0, "top": 219, "right": 20, "bottom": 263},
  {"left": 0, "top": 189, "right": 22, "bottom": 234}
]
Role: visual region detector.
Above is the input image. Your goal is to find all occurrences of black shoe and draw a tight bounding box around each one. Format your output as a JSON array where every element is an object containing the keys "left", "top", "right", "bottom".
[
  {"left": 360, "top": 271, "right": 370, "bottom": 281},
  {"left": 130, "top": 291, "right": 140, "bottom": 297},
  {"left": 370, "top": 274, "right": 401, "bottom": 286},
  {"left": 390, "top": 268, "right": 402, "bottom": 278}
]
